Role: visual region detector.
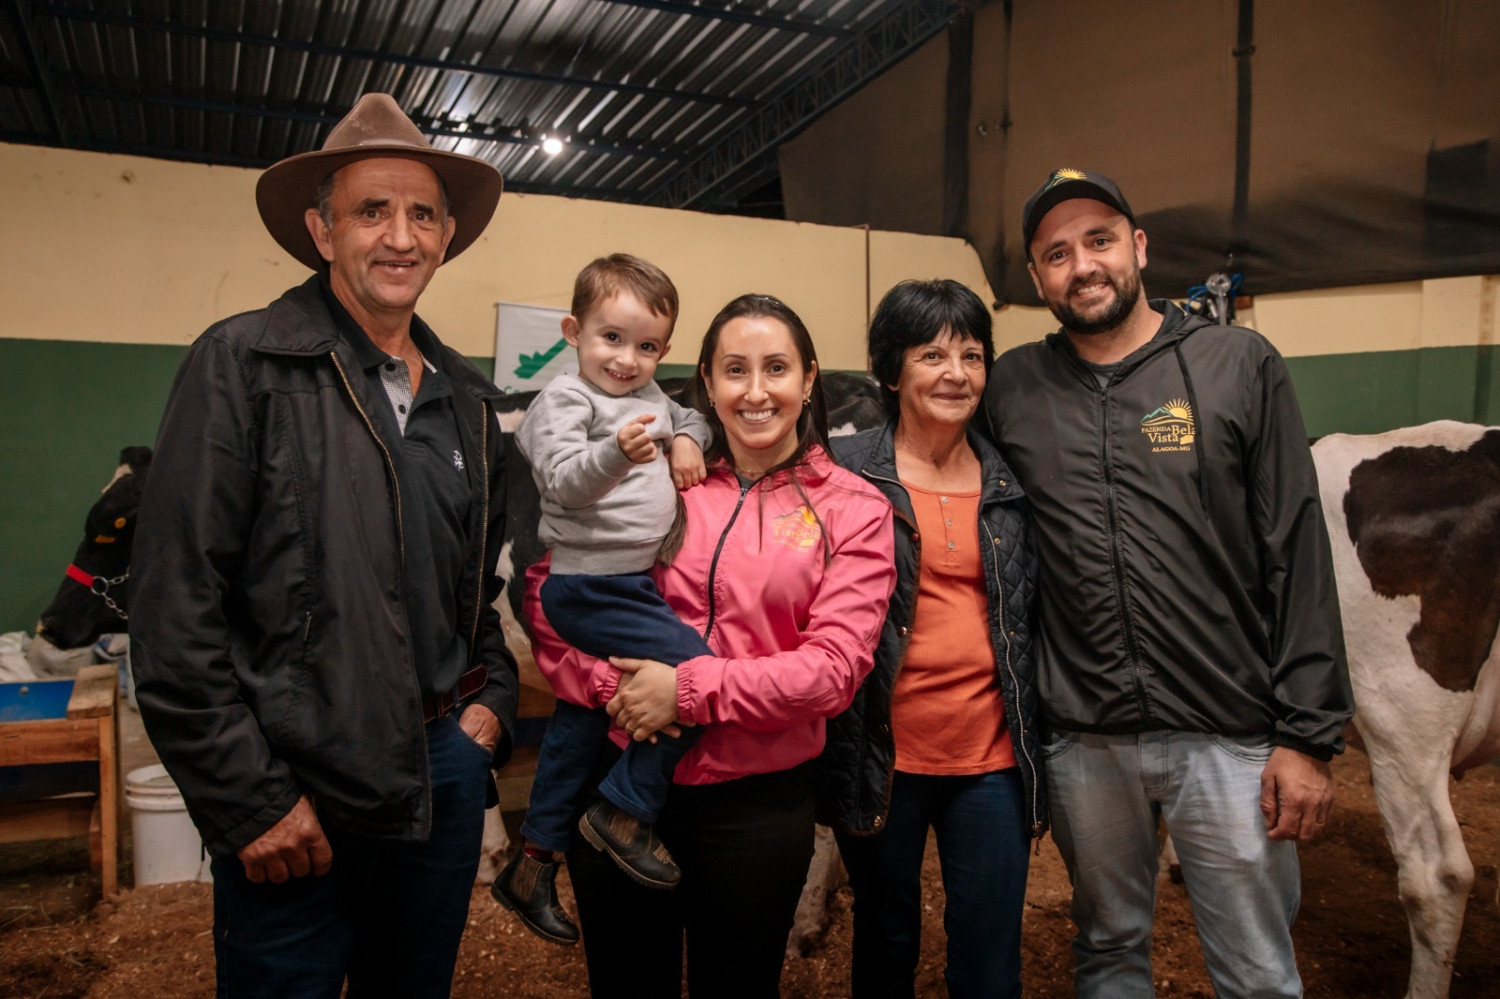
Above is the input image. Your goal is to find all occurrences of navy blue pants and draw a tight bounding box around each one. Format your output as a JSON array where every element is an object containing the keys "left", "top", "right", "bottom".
[
  {"left": 523, "top": 572, "right": 711, "bottom": 850},
  {"left": 837, "top": 768, "right": 1031, "bottom": 999},
  {"left": 209, "top": 715, "right": 492, "bottom": 999}
]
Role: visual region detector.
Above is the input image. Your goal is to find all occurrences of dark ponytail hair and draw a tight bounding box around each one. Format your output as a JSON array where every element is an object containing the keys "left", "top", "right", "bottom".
[
  {"left": 685, "top": 293, "right": 829, "bottom": 477},
  {"left": 684, "top": 293, "right": 834, "bottom": 561}
]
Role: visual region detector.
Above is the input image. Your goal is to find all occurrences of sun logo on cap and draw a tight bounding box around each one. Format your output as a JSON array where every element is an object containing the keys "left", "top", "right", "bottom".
[{"left": 1046, "top": 168, "right": 1087, "bottom": 191}]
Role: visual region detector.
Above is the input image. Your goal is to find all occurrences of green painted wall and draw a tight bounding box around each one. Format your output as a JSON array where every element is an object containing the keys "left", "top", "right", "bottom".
[
  {"left": 2, "top": 338, "right": 1494, "bottom": 633},
  {"left": 1286, "top": 344, "right": 1500, "bottom": 437},
  {"left": 1, "top": 339, "right": 185, "bottom": 636},
  {"left": 0, "top": 339, "right": 496, "bottom": 636}
]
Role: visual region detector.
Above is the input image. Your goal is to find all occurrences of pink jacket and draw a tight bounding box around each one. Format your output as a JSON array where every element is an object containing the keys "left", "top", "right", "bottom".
[{"left": 525, "top": 445, "right": 896, "bottom": 784}]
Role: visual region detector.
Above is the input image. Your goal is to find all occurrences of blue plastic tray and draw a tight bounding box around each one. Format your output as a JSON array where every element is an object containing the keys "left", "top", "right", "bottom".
[{"left": 0, "top": 677, "right": 76, "bottom": 723}]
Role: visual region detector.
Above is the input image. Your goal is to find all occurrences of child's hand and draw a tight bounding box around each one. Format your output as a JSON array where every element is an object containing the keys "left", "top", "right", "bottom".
[
  {"left": 617, "top": 414, "right": 658, "bottom": 464},
  {"left": 670, "top": 435, "right": 707, "bottom": 489}
]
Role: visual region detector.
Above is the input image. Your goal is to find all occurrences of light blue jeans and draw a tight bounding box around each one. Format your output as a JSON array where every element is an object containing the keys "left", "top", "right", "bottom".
[{"left": 1043, "top": 729, "right": 1302, "bottom": 999}]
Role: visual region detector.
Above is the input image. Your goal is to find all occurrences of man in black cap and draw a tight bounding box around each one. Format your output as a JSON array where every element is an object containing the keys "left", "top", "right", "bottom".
[
  {"left": 131, "top": 93, "right": 519, "bottom": 997},
  {"left": 983, "top": 169, "right": 1353, "bottom": 997}
]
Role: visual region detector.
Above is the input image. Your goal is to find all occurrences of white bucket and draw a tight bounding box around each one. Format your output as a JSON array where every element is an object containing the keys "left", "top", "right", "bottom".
[{"left": 125, "top": 764, "right": 212, "bottom": 885}]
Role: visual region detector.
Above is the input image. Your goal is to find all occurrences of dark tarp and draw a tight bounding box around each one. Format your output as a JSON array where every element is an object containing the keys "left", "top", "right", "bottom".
[
  {"left": 778, "top": 31, "right": 949, "bottom": 237},
  {"left": 780, "top": 0, "right": 1500, "bottom": 306}
]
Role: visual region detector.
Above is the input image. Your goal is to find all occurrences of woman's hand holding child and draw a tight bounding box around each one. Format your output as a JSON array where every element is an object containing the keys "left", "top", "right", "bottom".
[{"left": 608, "top": 656, "right": 688, "bottom": 741}]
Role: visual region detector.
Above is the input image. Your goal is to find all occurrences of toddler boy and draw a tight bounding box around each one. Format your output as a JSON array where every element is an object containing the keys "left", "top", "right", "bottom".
[{"left": 492, "top": 253, "right": 713, "bottom": 945}]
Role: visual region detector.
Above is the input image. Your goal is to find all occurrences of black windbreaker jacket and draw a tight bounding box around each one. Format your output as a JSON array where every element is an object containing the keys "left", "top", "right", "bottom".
[
  {"left": 131, "top": 277, "right": 519, "bottom": 857},
  {"left": 983, "top": 301, "right": 1353, "bottom": 758}
]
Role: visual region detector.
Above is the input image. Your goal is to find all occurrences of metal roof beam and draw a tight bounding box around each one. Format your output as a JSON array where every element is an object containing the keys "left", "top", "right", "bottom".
[
  {"left": 648, "top": 0, "right": 954, "bottom": 210},
  {"left": 596, "top": 1, "right": 848, "bottom": 38},
  {"left": 9, "top": 0, "right": 68, "bottom": 144},
  {"left": 33, "top": 2, "right": 757, "bottom": 110},
  {"left": 31, "top": 86, "right": 678, "bottom": 161},
  {"left": 0, "top": 128, "right": 650, "bottom": 202}
]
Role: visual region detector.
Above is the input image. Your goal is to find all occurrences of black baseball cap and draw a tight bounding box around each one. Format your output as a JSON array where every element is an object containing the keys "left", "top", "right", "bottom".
[{"left": 1022, "top": 168, "right": 1135, "bottom": 252}]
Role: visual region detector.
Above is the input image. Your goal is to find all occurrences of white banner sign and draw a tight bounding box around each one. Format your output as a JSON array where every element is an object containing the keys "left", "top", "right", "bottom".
[{"left": 493, "top": 302, "right": 570, "bottom": 395}]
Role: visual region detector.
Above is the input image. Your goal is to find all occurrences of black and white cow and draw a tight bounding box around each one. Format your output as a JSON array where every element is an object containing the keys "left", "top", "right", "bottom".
[
  {"left": 37, "top": 446, "right": 152, "bottom": 650},
  {"left": 1313, "top": 421, "right": 1500, "bottom": 999}
]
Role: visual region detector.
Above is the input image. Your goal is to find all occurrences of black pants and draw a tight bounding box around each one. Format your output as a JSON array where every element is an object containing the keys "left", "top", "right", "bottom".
[{"left": 567, "top": 762, "right": 816, "bottom": 998}]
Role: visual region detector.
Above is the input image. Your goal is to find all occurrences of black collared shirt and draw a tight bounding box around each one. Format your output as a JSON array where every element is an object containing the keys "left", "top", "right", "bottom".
[{"left": 321, "top": 279, "right": 474, "bottom": 701}]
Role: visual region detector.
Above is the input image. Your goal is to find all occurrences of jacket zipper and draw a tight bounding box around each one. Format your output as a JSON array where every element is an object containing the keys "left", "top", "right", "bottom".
[
  {"left": 703, "top": 477, "right": 754, "bottom": 642},
  {"left": 860, "top": 469, "right": 918, "bottom": 833},
  {"left": 469, "top": 399, "right": 489, "bottom": 663},
  {"left": 982, "top": 518, "right": 1042, "bottom": 847},
  {"left": 330, "top": 351, "right": 407, "bottom": 565},
  {"left": 1099, "top": 387, "right": 1153, "bottom": 721},
  {"left": 329, "top": 350, "right": 431, "bottom": 827},
  {"left": 868, "top": 465, "right": 1042, "bottom": 841}
]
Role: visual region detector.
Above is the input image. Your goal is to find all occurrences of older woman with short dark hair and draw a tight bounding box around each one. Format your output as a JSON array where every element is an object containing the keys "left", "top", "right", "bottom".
[{"left": 821, "top": 278, "right": 1046, "bottom": 999}]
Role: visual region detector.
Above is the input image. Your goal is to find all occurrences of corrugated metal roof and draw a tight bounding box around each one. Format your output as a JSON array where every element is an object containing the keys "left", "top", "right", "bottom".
[{"left": 3, "top": 0, "right": 953, "bottom": 214}]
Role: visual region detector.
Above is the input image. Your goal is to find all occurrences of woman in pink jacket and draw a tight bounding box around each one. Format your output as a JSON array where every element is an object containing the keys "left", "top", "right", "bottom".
[{"left": 524, "top": 293, "right": 896, "bottom": 997}]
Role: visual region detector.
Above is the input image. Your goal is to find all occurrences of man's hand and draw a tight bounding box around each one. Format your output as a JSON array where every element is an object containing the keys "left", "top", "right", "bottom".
[
  {"left": 617, "top": 414, "right": 658, "bottom": 464},
  {"left": 1260, "top": 746, "right": 1334, "bottom": 842},
  {"left": 669, "top": 435, "right": 707, "bottom": 489},
  {"left": 237, "top": 795, "right": 333, "bottom": 883},
  {"left": 458, "top": 703, "right": 501, "bottom": 754}
]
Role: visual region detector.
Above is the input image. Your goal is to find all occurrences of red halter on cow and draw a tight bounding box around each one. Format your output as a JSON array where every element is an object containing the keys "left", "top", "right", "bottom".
[{"left": 37, "top": 446, "right": 152, "bottom": 652}]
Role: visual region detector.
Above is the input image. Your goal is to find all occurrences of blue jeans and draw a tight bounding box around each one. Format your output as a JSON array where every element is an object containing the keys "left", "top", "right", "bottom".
[
  {"left": 837, "top": 769, "right": 1029, "bottom": 999},
  {"left": 1044, "top": 729, "right": 1302, "bottom": 999},
  {"left": 524, "top": 572, "right": 711, "bottom": 850},
  {"left": 209, "top": 715, "right": 492, "bottom": 999}
]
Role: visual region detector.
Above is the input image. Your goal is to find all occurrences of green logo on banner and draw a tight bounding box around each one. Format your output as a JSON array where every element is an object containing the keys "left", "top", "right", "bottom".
[{"left": 514, "top": 338, "right": 568, "bottom": 379}]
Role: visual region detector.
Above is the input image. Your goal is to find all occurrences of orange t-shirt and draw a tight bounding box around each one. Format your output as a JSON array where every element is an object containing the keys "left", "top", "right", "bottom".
[{"left": 891, "top": 483, "right": 1016, "bottom": 775}]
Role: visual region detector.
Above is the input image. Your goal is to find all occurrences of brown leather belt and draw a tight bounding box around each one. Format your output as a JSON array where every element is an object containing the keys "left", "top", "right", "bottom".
[{"left": 422, "top": 666, "right": 488, "bottom": 724}]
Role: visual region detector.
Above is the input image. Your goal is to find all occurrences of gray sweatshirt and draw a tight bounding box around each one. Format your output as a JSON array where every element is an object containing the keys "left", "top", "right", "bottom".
[{"left": 515, "top": 369, "right": 713, "bottom": 575}]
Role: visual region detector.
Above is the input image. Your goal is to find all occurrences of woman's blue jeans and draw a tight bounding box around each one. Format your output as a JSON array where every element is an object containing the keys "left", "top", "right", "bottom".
[{"left": 837, "top": 768, "right": 1030, "bottom": 999}]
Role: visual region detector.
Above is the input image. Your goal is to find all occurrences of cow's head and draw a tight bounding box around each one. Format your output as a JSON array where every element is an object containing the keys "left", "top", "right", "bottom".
[{"left": 37, "top": 446, "right": 152, "bottom": 650}]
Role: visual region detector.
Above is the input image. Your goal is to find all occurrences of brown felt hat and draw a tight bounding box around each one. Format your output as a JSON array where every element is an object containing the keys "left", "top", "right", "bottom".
[{"left": 256, "top": 93, "right": 503, "bottom": 271}]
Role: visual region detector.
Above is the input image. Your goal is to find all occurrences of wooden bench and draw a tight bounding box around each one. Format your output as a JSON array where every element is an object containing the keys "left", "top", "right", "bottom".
[{"left": 0, "top": 664, "right": 120, "bottom": 896}]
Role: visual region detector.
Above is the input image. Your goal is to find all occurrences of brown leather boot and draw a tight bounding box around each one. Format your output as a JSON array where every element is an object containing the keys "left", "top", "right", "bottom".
[
  {"left": 577, "top": 800, "right": 681, "bottom": 889},
  {"left": 490, "top": 850, "right": 580, "bottom": 945}
]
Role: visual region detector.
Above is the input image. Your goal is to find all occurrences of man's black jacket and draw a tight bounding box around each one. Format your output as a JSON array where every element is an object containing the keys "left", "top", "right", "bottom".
[
  {"left": 983, "top": 301, "right": 1352, "bottom": 758},
  {"left": 132, "top": 277, "right": 519, "bottom": 857}
]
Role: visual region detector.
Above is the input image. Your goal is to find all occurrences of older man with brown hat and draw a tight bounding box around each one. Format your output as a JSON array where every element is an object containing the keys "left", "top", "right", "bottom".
[{"left": 131, "top": 93, "right": 519, "bottom": 998}]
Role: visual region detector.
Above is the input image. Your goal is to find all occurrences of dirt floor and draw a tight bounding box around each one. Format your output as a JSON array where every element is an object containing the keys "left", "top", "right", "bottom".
[{"left": 2, "top": 751, "right": 1497, "bottom": 998}]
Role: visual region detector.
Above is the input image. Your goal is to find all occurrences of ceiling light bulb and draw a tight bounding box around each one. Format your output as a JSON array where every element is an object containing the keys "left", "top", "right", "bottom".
[{"left": 542, "top": 136, "right": 563, "bottom": 156}]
